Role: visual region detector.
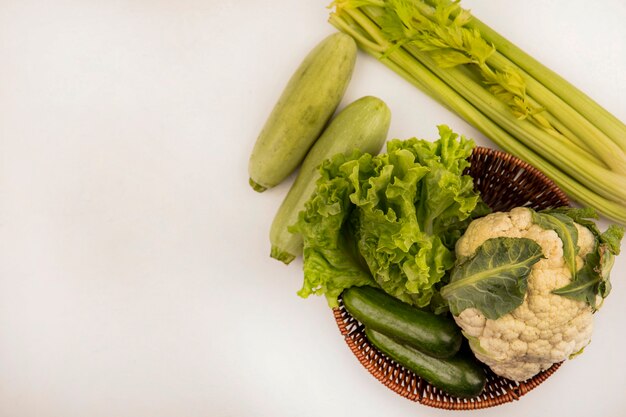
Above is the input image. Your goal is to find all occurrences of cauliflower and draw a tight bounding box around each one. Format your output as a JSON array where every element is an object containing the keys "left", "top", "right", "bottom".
[{"left": 447, "top": 207, "right": 617, "bottom": 382}]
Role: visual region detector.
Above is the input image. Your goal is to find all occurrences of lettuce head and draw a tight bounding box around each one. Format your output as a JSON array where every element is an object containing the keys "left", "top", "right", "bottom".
[{"left": 291, "top": 125, "right": 489, "bottom": 309}]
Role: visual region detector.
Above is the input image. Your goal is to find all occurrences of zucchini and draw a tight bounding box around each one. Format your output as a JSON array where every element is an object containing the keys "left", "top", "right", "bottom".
[
  {"left": 365, "top": 328, "right": 486, "bottom": 398},
  {"left": 248, "top": 32, "right": 357, "bottom": 192},
  {"left": 269, "top": 96, "right": 391, "bottom": 264},
  {"left": 342, "top": 286, "right": 461, "bottom": 358}
]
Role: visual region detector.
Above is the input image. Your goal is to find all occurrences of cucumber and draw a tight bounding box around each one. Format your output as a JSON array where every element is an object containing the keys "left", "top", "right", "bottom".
[
  {"left": 365, "top": 328, "right": 486, "bottom": 398},
  {"left": 269, "top": 96, "right": 391, "bottom": 264},
  {"left": 342, "top": 286, "right": 462, "bottom": 358},
  {"left": 248, "top": 32, "right": 357, "bottom": 192}
]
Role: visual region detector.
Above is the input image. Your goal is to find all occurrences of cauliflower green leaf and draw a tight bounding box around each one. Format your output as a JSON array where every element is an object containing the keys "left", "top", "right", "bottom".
[
  {"left": 540, "top": 206, "right": 624, "bottom": 309},
  {"left": 440, "top": 237, "right": 544, "bottom": 320},
  {"left": 551, "top": 242, "right": 619, "bottom": 311},
  {"left": 531, "top": 210, "right": 579, "bottom": 278},
  {"left": 543, "top": 206, "right": 624, "bottom": 255},
  {"left": 551, "top": 248, "right": 604, "bottom": 309}
]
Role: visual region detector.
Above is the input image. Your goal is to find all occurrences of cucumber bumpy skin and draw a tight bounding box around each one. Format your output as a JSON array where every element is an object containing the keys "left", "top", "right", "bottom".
[
  {"left": 366, "top": 328, "right": 486, "bottom": 398},
  {"left": 342, "top": 286, "right": 462, "bottom": 358},
  {"left": 248, "top": 32, "right": 357, "bottom": 192},
  {"left": 269, "top": 96, "right": 391, "bottom": 264}
]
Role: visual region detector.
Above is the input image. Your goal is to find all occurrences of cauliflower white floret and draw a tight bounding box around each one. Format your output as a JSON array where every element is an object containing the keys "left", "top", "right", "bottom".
[{"left": 453, "top": 207, "right": 595, "bottom": 381}]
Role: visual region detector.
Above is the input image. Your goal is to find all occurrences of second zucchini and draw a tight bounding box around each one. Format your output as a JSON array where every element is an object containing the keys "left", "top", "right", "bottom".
[{"left": 270, "top": 96, "right": 390, "bottom": 264}]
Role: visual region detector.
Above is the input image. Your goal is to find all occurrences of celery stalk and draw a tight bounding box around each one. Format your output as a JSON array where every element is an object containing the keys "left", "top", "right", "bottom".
[
  {"left": 420, "top": 0, "right": 626, "bottom": 153},
  {"left": 329, "top": 0, "right": 626, "bottom": 224},
  {"left": 469, "top": 15, "right": 626, "bottom": 153},
  {"left": 486, "top": 52, "right": 626, "bottom": 174},
  {"left": 365, "top": 1, "right": 626, "bottom": 174},
  {"left": 384, "top": 40, "right": 626, "bottom": 222},
  {"left": 398, "top": 46, "right": 626, "bottom": 203},
  {"left": 354, "top": 5, "right": 625, "bottom": 201}
]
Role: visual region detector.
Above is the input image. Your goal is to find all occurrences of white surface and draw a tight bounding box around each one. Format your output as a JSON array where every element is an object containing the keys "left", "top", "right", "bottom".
[{"left": 1, "top": 1, "right": 625, "bottom": 416}]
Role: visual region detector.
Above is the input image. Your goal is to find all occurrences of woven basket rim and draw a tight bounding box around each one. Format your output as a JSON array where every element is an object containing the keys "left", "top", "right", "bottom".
[
  {"left": 333, "top": 146, "right": 569, "bottom": 410},
  {"left": 471, "top": 146, "right": 569, "bottom": 206}
]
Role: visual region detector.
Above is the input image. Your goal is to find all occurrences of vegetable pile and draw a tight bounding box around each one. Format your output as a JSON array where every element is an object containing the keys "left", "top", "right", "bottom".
[
  {"left": 328, "top": 0, "right": 626, "bottom": 225},
  {"left": 248, "top": 4, "right": 626, "bottom": 400},
  {"left": 291, "top": 127, "right": 623, "bottom": 383}
]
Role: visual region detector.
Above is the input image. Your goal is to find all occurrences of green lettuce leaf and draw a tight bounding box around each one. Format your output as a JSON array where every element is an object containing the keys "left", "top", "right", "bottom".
[
  {"left": 292, "top": 125, "right": 488, "bottom": 309},
  {"left": 290, "top": 152, "right": 376, "bottom": 307},
  {"left": 441, "top": 237, "right": 544, "bottom": 320},
  {"left": 388, "top": 126, "right": 484, "bottom": 242}
]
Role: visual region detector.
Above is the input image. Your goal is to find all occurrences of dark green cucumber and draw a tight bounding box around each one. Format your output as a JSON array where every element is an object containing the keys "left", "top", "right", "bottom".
[
  {"left": 365, "top": 328, "right": 486, "bottom": 398},
  {"left": 342, "top": 286, "right": 461, "bottom": 358}
]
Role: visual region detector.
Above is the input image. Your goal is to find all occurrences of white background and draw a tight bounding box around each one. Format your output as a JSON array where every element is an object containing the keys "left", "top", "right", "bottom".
[{"left": 1, "top": 1, "right": 625, "bottom": 416}]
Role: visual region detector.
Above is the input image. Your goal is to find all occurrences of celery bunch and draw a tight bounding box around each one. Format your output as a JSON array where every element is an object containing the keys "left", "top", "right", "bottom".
[{"left": 329, "top": 0, "right": 626, "bottom": 224}]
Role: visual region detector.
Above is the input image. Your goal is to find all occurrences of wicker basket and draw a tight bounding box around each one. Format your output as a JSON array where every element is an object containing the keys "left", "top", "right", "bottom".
[{"left": 332, "top": 146, "right": 570, "bottom": 410}]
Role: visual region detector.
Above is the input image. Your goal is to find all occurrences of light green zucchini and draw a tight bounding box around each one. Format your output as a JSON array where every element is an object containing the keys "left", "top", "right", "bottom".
[
  {"left": 270, "top": 96, "right": 391, "bottom": 264},
  {"left": 248, "top": 32, "right": 357, "bottom": 192}
]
